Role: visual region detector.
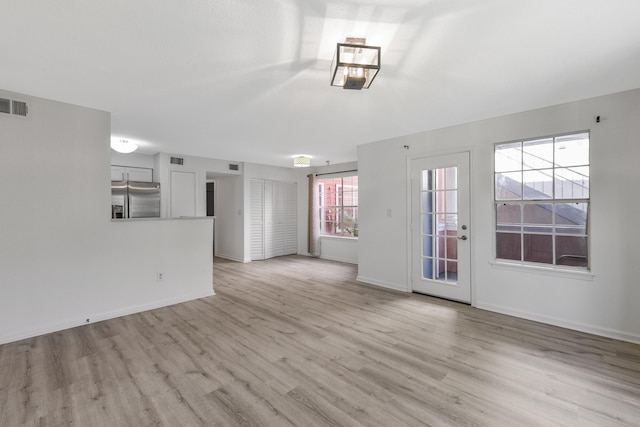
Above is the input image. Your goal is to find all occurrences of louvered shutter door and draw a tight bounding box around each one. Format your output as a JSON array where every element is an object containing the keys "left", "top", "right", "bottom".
[{"left": 250, "top": 179, "right": 265, "bottom": 260}]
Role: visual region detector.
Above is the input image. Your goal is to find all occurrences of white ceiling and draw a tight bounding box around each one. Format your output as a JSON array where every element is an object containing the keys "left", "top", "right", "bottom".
[{"left": 3, "top": 0, "right": 640, "bottom": 168}]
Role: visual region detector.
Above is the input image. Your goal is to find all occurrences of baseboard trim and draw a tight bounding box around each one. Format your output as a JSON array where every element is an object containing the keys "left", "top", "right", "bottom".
[
  {"left": 214, "top": 253, "right": 245, "bottom": 263},
  {"left": 356, "top": 275, "right": 409, "bottom": 292},
  {"left": 476, "top": 302, "right": 640, "bottom": 345},
  {"left": 320, "top": 255, "right": 357, "bottom": 264},
  {"left": 0, "top": 289, "right": 215, "bottom": 345}
]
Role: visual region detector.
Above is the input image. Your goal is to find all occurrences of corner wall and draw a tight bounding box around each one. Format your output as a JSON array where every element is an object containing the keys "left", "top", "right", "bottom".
[
  {"left": 0, "top": 90, "right": 214, "bottom": 344},
  {"left": 357, "top": 88, "right": 640, "bottom": 343}
]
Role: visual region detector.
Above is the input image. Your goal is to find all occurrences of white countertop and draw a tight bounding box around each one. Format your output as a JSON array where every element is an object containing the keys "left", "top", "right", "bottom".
[{"left": 111, "top": 216, "right": 215, "bottom": 222}]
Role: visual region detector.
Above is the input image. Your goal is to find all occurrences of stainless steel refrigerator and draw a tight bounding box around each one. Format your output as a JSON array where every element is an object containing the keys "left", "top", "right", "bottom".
[{"left": 111, "top": 181, "right": 161, "bottom": 219}]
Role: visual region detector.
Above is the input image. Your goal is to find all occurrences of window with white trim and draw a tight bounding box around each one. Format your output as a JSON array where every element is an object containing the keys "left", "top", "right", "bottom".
[
  {"left": 494, "top": 132, "right": 589, "bottom": 268},
  {"left": 318, "top": 175, "right": 358, "bottom": 237}
]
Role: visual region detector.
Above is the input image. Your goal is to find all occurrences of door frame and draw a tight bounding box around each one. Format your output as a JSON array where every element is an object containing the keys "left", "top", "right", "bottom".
[{"left": 406, "top": 147, "right": 476, "bottom": 306}]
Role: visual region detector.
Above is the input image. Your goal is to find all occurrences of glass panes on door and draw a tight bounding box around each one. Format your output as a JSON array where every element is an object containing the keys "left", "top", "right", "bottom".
[{"left": 421, "top": 167, "right": 458, "bottom": 283}]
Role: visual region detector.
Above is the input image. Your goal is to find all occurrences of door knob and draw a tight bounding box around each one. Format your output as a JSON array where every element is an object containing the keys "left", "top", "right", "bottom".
[{"left": 458, "top": 235, "right": 467, "bottom": 241}]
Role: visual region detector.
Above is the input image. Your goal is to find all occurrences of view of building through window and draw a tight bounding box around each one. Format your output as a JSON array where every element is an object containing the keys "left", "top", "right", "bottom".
[
  {"left": 494, "top": 132, "right": 589, "bottom": 268},
  {"left": 318, "top": 176, "right": 358, "bottom": 237},
  {"left": 420, "top": 166, "right": 459, "bottom": 283}
]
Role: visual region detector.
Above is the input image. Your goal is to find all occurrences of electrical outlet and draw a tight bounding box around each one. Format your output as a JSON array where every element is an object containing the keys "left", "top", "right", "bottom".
[{"left": 156, "top": 272, "right": 164, "bottom": 282}]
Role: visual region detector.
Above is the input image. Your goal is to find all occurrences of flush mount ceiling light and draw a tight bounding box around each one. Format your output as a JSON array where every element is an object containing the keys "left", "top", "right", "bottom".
[
  {"left": 293, "top": 155, "right": 311, "bottom": 168},
  {"left": 110, "top": 138, "right": 138, "bottom": 154},
  {"left": 330, "top": 37, "right": 381, "bottom": 90}
]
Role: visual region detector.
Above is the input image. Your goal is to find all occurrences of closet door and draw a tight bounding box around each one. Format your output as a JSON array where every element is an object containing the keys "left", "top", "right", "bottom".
[
  {"left": 264, "top": 180, "right": 275, "bottom": 259},
  {"left": 283, "top": 182, "right": 298, "bottom": 255},
  {"left": 272, "top": 181, "right": 287, "bottom": 257},
  {"left": 250, "top": 179, "right": 265, "bottom": 260},
  {"left": 250, "top": 179, "right": 298, "bottom": 261}
]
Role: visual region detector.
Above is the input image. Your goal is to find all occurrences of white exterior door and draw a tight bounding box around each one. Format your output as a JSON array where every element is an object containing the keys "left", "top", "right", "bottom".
[{"left": 411, "top": 152, "right": 471, "bottom": 303}]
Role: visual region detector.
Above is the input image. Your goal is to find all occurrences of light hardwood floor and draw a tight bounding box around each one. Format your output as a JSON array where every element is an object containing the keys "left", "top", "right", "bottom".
[{"left": 1, "top": 256, "right": 640, "bottom": 426}]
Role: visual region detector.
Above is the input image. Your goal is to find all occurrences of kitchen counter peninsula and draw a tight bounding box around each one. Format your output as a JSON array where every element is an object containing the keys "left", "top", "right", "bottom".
[{"left": 111, "top": 216, "right": 215, "bottom": 222}]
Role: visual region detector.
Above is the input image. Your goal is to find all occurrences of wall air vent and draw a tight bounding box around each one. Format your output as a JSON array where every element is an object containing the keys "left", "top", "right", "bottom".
[
  {"left": 228, "top": 164, "right": 239, "bottom": 171},
  {"left": 12, "top": 100, "right": 28, "bottom": 117},
  {"left": 170, "top": 157, "right": 184, "bottom": 165},
  {"left": 0, "top": 98, "right": 10, "bottom": 114},
  {"left": 0, "top": 97, "right": 28, "bottom": 118}
]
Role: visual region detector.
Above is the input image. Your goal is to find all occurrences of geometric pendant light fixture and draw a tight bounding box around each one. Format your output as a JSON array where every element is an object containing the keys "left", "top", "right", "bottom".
[{"left": 330, "top": 37, "right": 381, "bottom": 90}]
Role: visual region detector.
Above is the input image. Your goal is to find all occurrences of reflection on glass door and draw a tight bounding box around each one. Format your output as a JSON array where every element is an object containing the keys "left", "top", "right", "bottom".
[
  {"left": 411, "top": 151, "right": 470, "bottom": 303},
  {"left": 421, "top": 167, "right": 458, "bottom": 283}
]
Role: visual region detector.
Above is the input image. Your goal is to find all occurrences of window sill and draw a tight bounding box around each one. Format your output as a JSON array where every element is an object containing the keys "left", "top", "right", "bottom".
[
  {"left": 319, "top": 235, "right": 358, "bottom": 241},
  {"left": 489, "top": 260, "right": 595, "bottom": 281}
]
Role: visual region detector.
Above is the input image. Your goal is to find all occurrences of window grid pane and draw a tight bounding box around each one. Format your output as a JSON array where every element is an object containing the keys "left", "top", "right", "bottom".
[
  {"left": 318, "top": 176, "right": 358, "bottom": 237},
  {"left": 422, "top": 167, "right": 460, "bottom": 284},
  {"left": 494, "top": 132, "right": 589, "bottom": 269},
  {"left": 496, "top": 172, "right": 523, "bottom": 200}
]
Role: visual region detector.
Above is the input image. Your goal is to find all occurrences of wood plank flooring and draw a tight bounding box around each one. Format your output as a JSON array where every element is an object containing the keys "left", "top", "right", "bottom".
[{"left": 1, "top": 255, "right": 640, "bottom": 426}]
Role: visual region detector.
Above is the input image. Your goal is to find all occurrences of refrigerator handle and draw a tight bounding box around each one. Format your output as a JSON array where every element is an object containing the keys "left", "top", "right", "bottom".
[{"left": 124, "top": 186, "right": 129, "bottom": 219}]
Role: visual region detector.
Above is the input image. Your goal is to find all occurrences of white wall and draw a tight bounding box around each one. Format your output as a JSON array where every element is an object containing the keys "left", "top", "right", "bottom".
[
  {"left": 154, "top": 152, "right": 241, "bottom": 218},
  {"left": 319, "top": 236, "right": 358, "bottom": 264},
  {"left": 0, "top": 90, "right": 214, "bottom": 345},
  {"left": 357, "top": 88, "right": 640, "bottom": 343},
  {"left": 111, "top": 151, "right": 155, "bottom": 170},
  {"left": 151, "top": 152, "right": 243, "bottom": 261}
]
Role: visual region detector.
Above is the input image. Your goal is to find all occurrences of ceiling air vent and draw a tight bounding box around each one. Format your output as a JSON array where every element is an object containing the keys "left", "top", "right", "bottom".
[
  {"left": 228, "top": 163, "right": 239, "bottom": 171},
  {"left": 170, "top": 156, "right": 184, "bottom": 165},
  {"left": 0, "top": 97, "right": 28, "bottom": 118}
]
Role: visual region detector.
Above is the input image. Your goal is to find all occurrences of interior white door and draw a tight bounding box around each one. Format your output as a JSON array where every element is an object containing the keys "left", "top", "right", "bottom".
[
  {"left": 264, "top": 180, "right": 275, "bottom": 259},
  {"left": 411, "top": 152, "right": 471, "bottom": 303},
  {"left": 250, "top": 179, "right": 265, "bottom": 260},
  {"left": 283, "top": 181, "right": 298, "bottom": 254}
]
